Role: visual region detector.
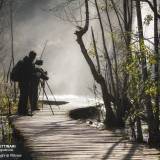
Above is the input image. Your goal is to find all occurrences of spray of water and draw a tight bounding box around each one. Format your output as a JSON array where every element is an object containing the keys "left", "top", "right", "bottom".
[{"left": 2, "top": 0, "right": 95, "bottom": 98}]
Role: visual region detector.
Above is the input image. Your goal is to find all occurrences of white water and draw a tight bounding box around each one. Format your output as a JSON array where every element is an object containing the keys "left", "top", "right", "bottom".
[{"left": 39, "top": 94, "right": 103, "bottom": 107}]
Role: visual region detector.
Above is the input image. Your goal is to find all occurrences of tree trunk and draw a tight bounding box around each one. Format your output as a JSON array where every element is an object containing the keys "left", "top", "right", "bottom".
[
  {"left": 100, "top": 76, "right": 116, "bottom": 128},
  {"left": 75, "top": 0, "right": 116, "bottom": 127},
  {"left": 136, "top": 0, "right": 160, "bottom": 146},
  {"left": 136, "top": 117, "right": 143, "bottom": 142},
  {"left": 153, "top": 0, "right": 160, "bottom": 137},
  {"left": 105, "top": 1, "right": 125, "bottom": 126}
]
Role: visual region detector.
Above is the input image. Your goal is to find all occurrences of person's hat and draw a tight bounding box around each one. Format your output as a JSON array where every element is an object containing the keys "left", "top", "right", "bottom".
[{"left": 29, "top": 50, "right": 36, "bottom": 58}]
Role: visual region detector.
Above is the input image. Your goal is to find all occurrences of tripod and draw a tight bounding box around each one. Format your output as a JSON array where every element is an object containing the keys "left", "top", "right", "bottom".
[
  {"left": 39, "top": 80, "right": 60, "bottom": 115},
  {"left": 45, "top": 81, "right": 60, "bottom": 110},
  {"left": 40, "top": 80, "right": 54, "bottom": 115}
]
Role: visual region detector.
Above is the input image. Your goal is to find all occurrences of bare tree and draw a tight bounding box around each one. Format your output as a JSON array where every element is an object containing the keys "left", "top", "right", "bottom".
[{"left": 75, "top": 0, "right": 117, "bottom": 127}]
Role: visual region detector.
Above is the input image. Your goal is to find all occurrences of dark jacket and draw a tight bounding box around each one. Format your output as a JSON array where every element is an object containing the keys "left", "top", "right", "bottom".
[{"left": 20, "top": 56, "right": 35, "bottom": 82}]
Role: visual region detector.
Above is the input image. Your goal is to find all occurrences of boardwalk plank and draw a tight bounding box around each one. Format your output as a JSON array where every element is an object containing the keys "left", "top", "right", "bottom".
[{"left": 11, "top": 104, "right": 160, "bottom": 160}]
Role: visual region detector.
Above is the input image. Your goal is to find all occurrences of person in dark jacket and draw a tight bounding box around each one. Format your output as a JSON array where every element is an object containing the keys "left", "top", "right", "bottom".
[
  {"left": 17, "top": 51, "right": 36, "bottom": 115},
  {"left": 29, "top": 60, "right": 48, "bottom": 111}
]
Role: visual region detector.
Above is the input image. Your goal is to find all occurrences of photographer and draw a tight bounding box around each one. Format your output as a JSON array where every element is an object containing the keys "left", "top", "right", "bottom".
[
  {"left": 14, "top": 51, "right": 37, "bottom": 116},
  {"left": 29, "top": 60, "right": 49, "bottom": 112}
]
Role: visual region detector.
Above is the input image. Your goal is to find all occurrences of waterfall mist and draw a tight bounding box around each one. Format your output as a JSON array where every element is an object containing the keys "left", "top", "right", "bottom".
[
  {"left": 3, "top": 0, "right": 95, "bottom": 97},
  {"left": 2, "top": 0, "right": 157, "bottom": 99}
]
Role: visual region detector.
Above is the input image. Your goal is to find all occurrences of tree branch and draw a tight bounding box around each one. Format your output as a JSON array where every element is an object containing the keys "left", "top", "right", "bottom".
[
  {"left": 74, "top": 0, "right": 98, "bottom": 79},
  {"left": 135, "top": 0, "right": 160, "bottom": 19},
  {"left": 91, "top": 27, "right": 101, "bottom": 74},
  {"left": 74, "top": 0, "right": 116, "bottom": 103}
]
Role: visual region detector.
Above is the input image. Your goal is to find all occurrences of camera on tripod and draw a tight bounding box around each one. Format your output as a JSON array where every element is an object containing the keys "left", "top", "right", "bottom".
[
  {"left": 39, "top": 69, "right": 49, "bottom": 81},
  {"left": 35, "top": 60, "right": 43, "bottom": 65},
  {"left": 35, "top": 60, "right": 49, "bottom": 81}
]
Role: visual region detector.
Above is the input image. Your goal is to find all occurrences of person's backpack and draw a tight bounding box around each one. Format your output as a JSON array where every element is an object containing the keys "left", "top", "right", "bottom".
[{"left": 10, "top": 60, "right": 23, "bottom": 82}]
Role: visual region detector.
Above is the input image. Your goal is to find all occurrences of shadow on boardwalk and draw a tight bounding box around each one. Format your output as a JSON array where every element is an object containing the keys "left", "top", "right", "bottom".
[
  {"left": 102, "top": 139, "right": 140, "bottom": 160},
  {"left": 11, "top": 104, "right": 160, "bottom": 160},
  {"left": 102, "top": 138, "right": 124, "bottom": 160}
]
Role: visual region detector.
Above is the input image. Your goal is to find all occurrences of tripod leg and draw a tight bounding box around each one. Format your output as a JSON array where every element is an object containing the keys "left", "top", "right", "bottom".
[
  {"left": 43, "top": 87, "right": 54, "bottom": 115},
  {"left": 46, "top": 81, "right": 60, "bottom": 109}
]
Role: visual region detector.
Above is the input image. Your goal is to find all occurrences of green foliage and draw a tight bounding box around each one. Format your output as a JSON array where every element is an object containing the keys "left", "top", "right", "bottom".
[
  {"left": 0, "top": 82, "right": 18, "bottom": 115},
  {"left": 88, "top": 42, "right": 96, "bottom": 58},
  {"left": 145, "top": 80, "right": 157, "bottom": 97},
  {"left": 123, "top": 42, "right": 158, "bottom": 123},
  {"left": 144, "top": 14, "right": 153, "bottom": 25},
  {"left": 124, "top": 53, "right": 141, "bottom": 101}
]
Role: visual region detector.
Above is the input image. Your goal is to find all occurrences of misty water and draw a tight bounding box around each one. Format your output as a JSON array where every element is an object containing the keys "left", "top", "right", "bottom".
[
  {"left": 2, "top": 0, "right": 95, "bottom": 97},
  {"left": 40, "top": 94, "right": 103, "bottom": 107}
]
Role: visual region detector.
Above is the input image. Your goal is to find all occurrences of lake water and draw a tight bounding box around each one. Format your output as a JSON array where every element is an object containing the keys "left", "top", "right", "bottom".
[{"left": 39, "top": 94, "right": 103, "bottom": 107}]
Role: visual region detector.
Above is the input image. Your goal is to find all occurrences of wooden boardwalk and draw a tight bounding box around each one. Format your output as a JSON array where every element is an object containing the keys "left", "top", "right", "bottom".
[{"left": 11, "top": 103, "right": 160, "bottom": 160}]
